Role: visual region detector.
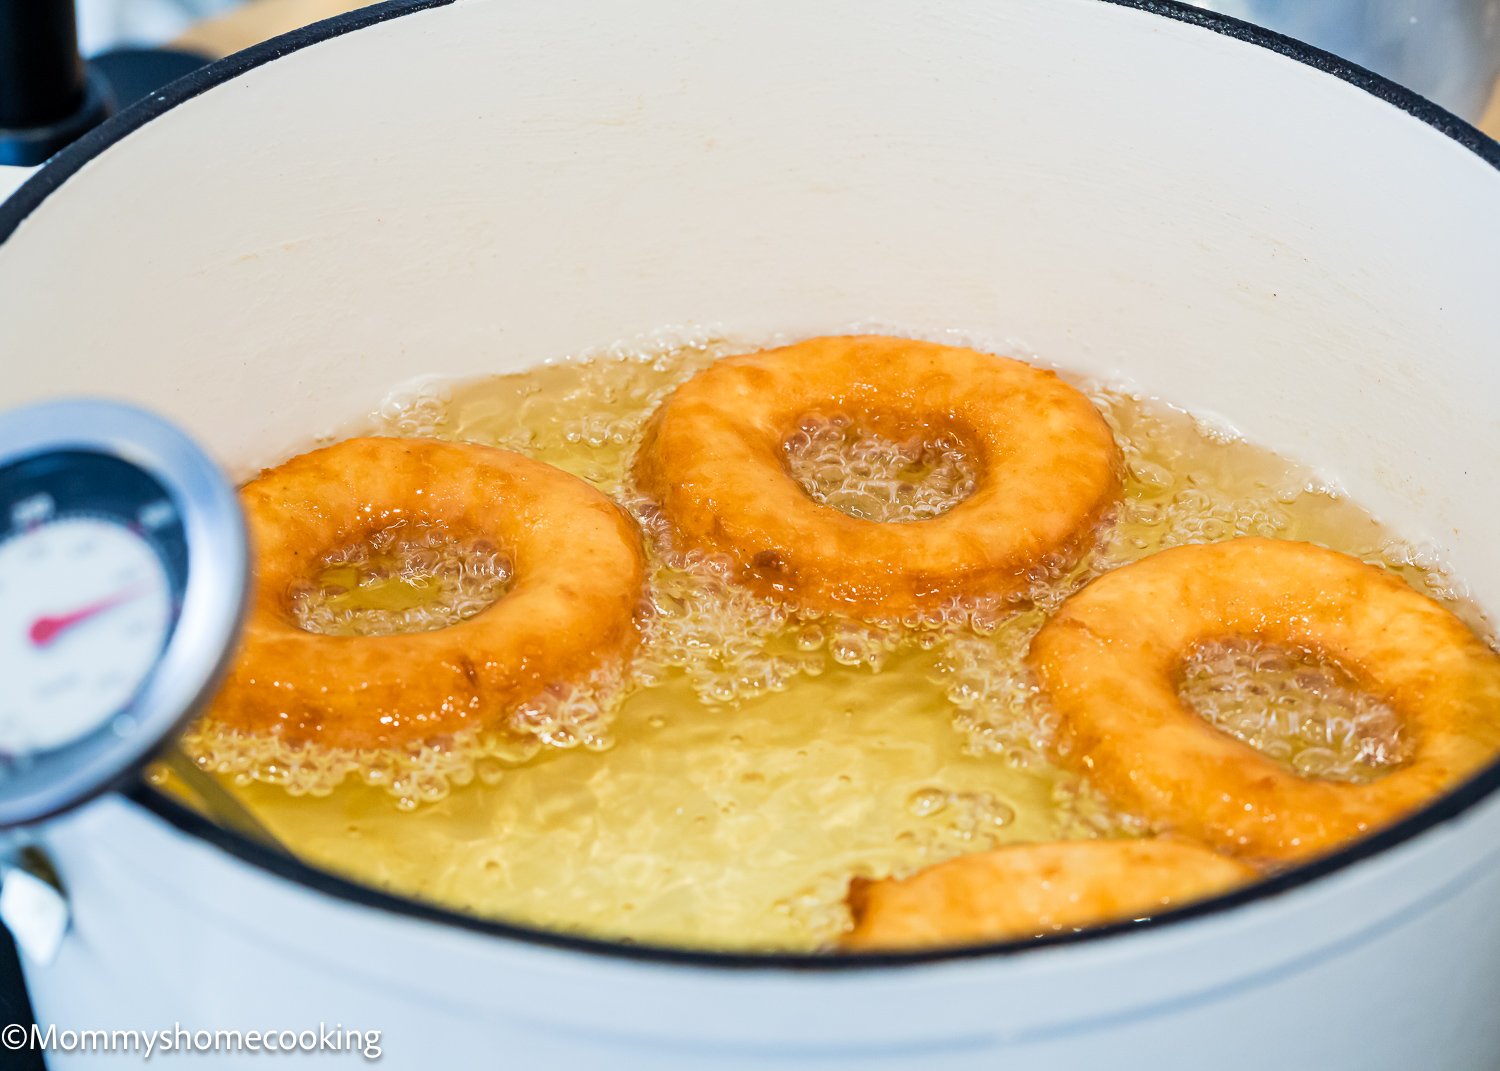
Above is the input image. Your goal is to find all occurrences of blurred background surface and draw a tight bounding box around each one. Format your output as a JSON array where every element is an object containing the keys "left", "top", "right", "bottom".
[
  {"left": 1201, "top": 0, "right": 1500, "bottom": 121},
  {"left": 76, "top": 0, "right": 236, "bottom": 54},
  {"left": 68, "top": 0, "right": 1500, "bottom": 133}
]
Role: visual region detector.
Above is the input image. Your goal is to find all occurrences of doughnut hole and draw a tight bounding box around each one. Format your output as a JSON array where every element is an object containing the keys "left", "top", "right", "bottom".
[
  {"left": 290, "top": 522, "right": 512, "bottom": 637},
  {"left": 1177, "top": 638, "right": 1410, "bottom": 783},
  {"left": 781, "top": 412, "right": 979, "bottom": 523}
]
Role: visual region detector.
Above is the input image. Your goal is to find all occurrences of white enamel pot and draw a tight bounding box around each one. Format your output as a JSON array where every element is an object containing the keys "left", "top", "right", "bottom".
[{"left": 2, "top": 1, "right": 1499, "bottom": 1068}]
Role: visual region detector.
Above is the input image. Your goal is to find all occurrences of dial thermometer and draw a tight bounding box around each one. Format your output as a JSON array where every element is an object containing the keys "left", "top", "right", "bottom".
[{"left": 0, "top": 400, "right": 249, "bottom": 827}]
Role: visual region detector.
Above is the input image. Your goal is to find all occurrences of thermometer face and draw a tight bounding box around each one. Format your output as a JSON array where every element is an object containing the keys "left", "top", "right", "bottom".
[
  {"left": 0, "top": 451, "right": 190, "bottom": 756},
  {"left": 0, "top": 402, "right": 245, "bottom": 828},
  {"left": 0, "top": 518, "right": 174, "bottom": 751}
]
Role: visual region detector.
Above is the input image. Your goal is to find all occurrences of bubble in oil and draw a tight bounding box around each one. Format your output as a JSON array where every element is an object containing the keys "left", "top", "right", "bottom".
[
  {"left": 181, "top": 664, "right": 628, "bottom": 805},
  {"left": 932, "top": 608, "right": 1056, "bottom": 767},
  {"left": 1178, "top": 638, "right": 1410, "bottom": 782},
  {"left": 781, "top": 415, "right": 978, "bottom": 523},
  {"left": 906, "top": 787, "right": 950, "bottom": 817},
  {"left": 290, "top": 524, "right": 512, "bottom": 638},
  {"left": 375, "top": 380, "right": 452, "bottom": 439}
]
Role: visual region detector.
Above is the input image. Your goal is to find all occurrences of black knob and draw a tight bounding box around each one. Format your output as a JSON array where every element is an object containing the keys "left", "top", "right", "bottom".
[
  {"left": 0, "top": 0, "right": 112, "bottom": 166},
  {"left": 0, "top": 0, "right": 87, "bottom": 128}
]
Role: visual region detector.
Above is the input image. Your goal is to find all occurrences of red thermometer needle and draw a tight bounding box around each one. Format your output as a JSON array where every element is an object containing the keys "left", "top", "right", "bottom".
[{"left": 28, "top": 588, "right": 144, "bottom": 648}]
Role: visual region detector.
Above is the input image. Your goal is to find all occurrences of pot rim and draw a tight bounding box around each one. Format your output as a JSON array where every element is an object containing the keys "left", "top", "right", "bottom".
[{"left": 4, "top": 0, "right": 1500, "bottom": 971}]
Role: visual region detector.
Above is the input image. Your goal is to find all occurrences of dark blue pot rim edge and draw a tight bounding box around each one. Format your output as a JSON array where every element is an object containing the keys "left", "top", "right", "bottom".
[{"left": 0, "top": 0, "right": 1496, "bottom": 971}]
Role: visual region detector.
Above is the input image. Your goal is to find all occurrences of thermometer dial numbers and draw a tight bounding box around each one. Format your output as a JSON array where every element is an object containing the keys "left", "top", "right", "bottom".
[{"left": 0, "top": 517, "right": 175, "bottom": 753}]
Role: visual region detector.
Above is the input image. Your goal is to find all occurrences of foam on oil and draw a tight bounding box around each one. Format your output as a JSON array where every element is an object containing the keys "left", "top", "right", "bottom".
[
  {"left": 166, "top": 335, "right": 1488, "bottom": 951},
  {"left": 783, "top": 416, "right": 979, "bottom": 524},
  {"left": 292, "top": 524, "right": 512, "bottom": 638},
  {"left": 1179, "top": 639, "right": 1408, "bottom": 783}
]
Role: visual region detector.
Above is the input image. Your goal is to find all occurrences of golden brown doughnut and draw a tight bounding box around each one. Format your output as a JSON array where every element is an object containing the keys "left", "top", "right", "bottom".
[
  {"left": 843, "top": 839, "right": 1254, "bottom": 950},
  {"left": 209, "top": 437, "right": 645, "bottom": 750},
  {"left": 634, "top": 335, "right": 1121, "bottom": 617},
  {"left": 1029, "top": 538, "right": 1500, "bottom": 862}
]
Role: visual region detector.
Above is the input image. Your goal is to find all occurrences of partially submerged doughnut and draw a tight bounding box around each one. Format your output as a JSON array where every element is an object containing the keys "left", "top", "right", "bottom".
[
  {"left": 210, "top": 437, "right": 646, "bottom": 750},
  {"left": 634, "top": 335, "right": 1121, "bottom": 617},
  {"left": 1030, "top": 538, "right": 1500, "bottom": 862},
  {"left": 843, "top": 839, "right": 1254, "bottom": 950}
]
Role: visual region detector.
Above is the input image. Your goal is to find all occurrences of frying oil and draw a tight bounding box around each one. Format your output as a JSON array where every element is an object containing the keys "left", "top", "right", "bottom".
[{"left": 166, "top": 335, "right": 1489, "bottom": 951}]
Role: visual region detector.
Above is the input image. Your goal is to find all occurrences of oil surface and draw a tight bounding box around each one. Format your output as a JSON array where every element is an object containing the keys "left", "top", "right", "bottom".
[
  {"left": 170, "top": 334, "right": 1489, "bottom": 951},
  {"left": 292, "top": 524, "right": 511, "bottom": 637}
]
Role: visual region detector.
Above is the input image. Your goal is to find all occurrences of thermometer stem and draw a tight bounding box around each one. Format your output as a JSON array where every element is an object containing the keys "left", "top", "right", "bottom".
[{"left": 157, "top": 749, "right": 292, "bottom": 859}]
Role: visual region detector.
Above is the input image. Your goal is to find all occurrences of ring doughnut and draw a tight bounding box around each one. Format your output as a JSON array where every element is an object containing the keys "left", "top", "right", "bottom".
[
  {"left": 1029, "top": 538, "right": 1500, "bottom": 861},
  {"left": 842, "top": 840, "right": 1254, "bottom": 950},
  {"left": 634, "top": 336, "right": 1120, "bottom": 616},
  {"left": 209, "top": 437, "right": 646, "bottom": 750}
]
